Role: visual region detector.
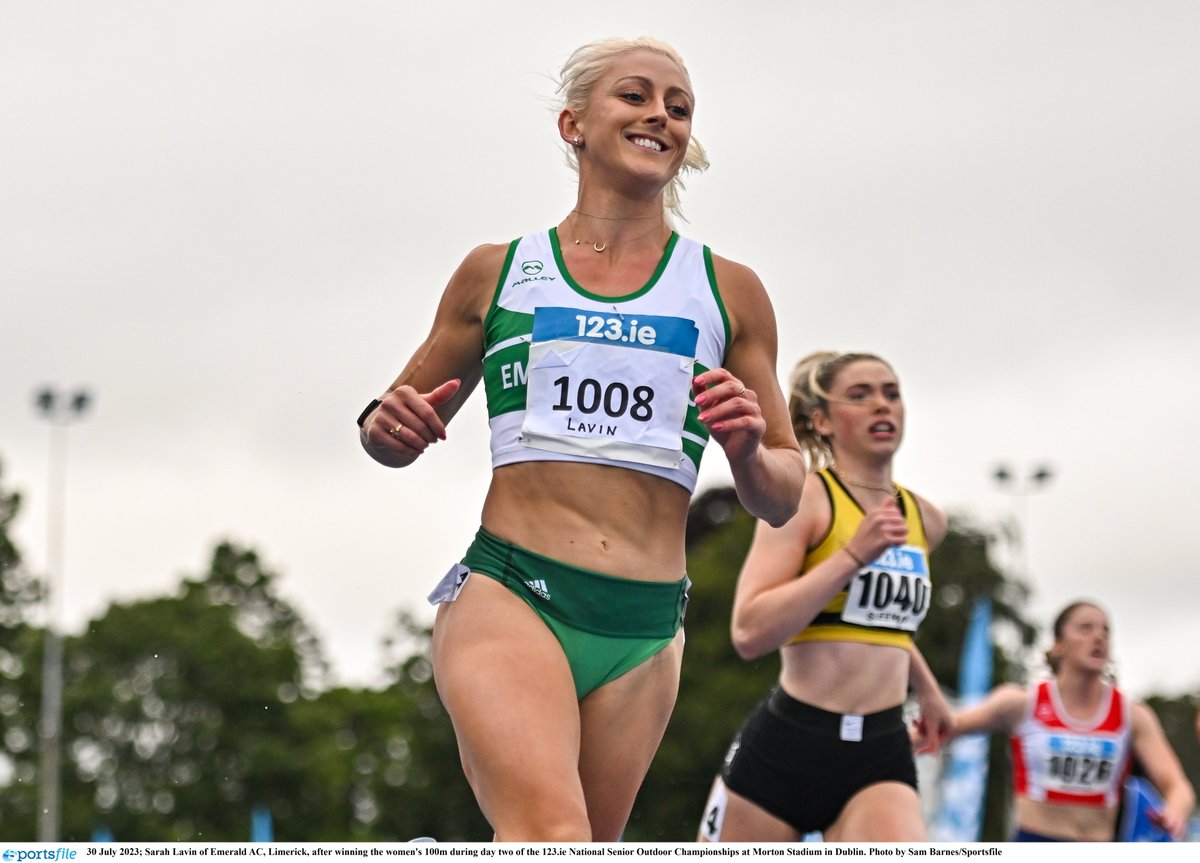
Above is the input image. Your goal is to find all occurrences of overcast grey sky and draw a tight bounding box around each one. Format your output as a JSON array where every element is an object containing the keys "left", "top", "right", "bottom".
[{"left": 3, "top": 1, "right": 1197, "bottom": 699}]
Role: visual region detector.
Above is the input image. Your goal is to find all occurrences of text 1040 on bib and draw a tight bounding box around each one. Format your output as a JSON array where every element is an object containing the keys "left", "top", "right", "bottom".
[{"left": 840, "top": 544, "right": 931, "bottom": 632}]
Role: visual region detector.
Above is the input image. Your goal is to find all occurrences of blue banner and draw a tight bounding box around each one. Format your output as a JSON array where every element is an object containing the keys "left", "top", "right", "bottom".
[
  {"left": 930, "top": 597, "right": 993, "bottom": 842},
  {"left": 250, "top": 805, "right": 274, "bottom": 842}
]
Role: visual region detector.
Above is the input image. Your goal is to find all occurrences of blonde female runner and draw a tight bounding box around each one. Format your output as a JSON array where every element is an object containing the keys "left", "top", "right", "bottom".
[{"left": 359, "top": 37, "right": 805, "bottom": 841}]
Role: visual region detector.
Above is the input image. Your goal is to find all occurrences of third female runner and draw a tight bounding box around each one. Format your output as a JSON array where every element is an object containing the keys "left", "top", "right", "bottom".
[{"left": 949, "top": 600, "right": 1195, "bottom": 841}]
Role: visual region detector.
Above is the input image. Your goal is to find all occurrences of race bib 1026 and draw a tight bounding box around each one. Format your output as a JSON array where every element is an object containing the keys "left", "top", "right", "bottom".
[{"left": 1044, "top": 735, "right": 1118, "bottom": 794}]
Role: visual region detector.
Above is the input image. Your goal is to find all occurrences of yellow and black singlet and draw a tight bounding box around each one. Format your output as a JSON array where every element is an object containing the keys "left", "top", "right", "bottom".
[{"left": 787, "top": 468, "right": 931, "bottom": 649}]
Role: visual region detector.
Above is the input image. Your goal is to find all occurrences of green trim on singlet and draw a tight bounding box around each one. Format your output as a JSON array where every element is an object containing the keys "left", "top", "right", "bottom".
[
  {"left": 483, "top": 304, "right": 534, "bottom": 350},
  {"left": 681, "top": 438, "right": 704, "bottom": 469},
  {"left": 489, "top": 238, "right": 521, "bottom": 311},
  {"left": 482, "top": 239, "right": 524, "bottom": 352},
  {"left": 703, "top": 245, "right": 732, "bottom": 351},
  {"left": 481, "top": 345, "right": 532, "bottom": 419},
  {"left": 548, "top": 227, "right": 680, "bottom": 303},
  {"left": 481, "top": 248, "right": 535, "bottom": 418},
  {"left": 680, "top": 360, "right": 712, "bottom": 465}
]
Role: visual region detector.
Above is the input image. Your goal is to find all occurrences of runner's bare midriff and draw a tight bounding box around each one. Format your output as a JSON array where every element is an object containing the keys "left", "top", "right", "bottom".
[
  {"left": 481, "top": 461, "right": 691, "bottom": 582},
  {"left": 1014, "top": 798, "right": 1117, "bottom": 841},
  {"left": 780, "top": 640, "right": 911, "bottom": 714}
]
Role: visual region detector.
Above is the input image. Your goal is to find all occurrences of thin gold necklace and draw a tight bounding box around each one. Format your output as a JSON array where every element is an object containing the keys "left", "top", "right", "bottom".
[
  {"left": 834, "top": 468, "right": 898, "bottom": 495},
  {"left": 571, "top": 209, "right": 662, "bottom": 220},
  {"left": 568, "top": 213, "right": 666, "bottom": 253}
]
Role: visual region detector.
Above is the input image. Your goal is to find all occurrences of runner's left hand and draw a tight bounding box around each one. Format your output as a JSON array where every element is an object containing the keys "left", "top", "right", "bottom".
[
  {"left": 693, "top": 369, "right": 764, "bottom": 465},
  {"left": 911, "top": 689, "right": 955, "bottom": 756}
]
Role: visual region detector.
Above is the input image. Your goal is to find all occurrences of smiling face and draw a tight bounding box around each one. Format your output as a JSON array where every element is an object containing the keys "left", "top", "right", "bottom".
[
  {"left": 561, "top": 48, "right": 694, "bottom": 195},
  {"left": 812, "top": 359, "right": 905, "bottom": 462}
]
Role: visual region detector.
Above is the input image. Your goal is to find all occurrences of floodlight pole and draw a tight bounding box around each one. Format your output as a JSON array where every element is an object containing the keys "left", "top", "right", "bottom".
[
  {"left": 35, "top": 387, "right": 92, "bottom": 842},
  {"left": 991, "top": 463, "right": 1054, "bottom": 582}
]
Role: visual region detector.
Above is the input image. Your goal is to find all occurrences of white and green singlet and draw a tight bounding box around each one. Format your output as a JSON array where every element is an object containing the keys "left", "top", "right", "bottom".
[{"left": 481, "top": 228, "right": 730, "bottom": 493}]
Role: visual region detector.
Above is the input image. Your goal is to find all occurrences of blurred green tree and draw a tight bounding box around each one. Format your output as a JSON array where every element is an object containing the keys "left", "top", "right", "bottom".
[
  {"left": 362, "top": 612, "right": 489, "bottom": 841},
  {"left": 0, "top": 460, "right": 43, "bottom": 626},
  {"left": 49, "top": 542, "right": 327, "bottom": 840},
  {"left": 0, "top": 460, "right": 47, "bottom": 833},
  {"left": 2, "top": 517, "right": 487, "bottom": 840},
  {"left": 1143, "top": 693, "right": 1200, "bottom": 813},
  {"left": 273, "top": 612, "right": 487, "bottom": 841}
]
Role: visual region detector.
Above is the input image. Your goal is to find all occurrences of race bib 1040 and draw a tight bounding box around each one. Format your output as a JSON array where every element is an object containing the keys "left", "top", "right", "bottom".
[
  {"left": 840, "top": 544, "right": 931, "bottom": 632},
  {"left": 520, "top": 307, "right": 699, "bottom": 468}
]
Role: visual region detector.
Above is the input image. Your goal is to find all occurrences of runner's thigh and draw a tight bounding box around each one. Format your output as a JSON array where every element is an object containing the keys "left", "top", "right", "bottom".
[
  {"left": 697, "top": 777, "right": 800, "bottom": 842},
  {"left": 432, "top": 574, "right": 589, "bottom": 839},
  {"left": 577, "top": 631, "right": 684, "bottom": 841},
  {"left": 823, "top": 781, "right": 925, "bottom": 842}
]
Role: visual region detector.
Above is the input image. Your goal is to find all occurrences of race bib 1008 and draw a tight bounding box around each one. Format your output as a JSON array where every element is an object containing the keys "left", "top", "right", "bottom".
[
  {"left": 840, "top": 544, "right": 931, "bottom": 632},
  {"left": 520, "top": 307, "right": 699, "bottom": 468}
]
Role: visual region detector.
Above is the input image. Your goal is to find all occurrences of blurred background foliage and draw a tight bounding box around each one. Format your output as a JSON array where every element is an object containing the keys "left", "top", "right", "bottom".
[{"left": 1, "top": 462, "right": 1195, "bottom": 841}]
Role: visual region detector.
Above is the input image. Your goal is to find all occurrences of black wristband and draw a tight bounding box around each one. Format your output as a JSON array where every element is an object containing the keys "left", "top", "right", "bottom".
[{"left": 356, "top": 398, "right": 382, "bottom": 429}]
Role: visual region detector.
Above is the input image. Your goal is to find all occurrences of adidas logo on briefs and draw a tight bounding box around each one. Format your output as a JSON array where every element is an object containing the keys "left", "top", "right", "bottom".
[{"left": 525, "top": 579, "right": 550, "bottom": 600}]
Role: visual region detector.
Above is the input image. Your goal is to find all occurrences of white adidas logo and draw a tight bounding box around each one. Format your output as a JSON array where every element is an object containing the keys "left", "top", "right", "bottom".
[{"left": 525, "top": 579, "right": 550, "bottom": 600}]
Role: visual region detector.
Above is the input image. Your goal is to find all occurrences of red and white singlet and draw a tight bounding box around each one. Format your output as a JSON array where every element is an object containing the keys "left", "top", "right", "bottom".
[{"left": 1010, "top": 679, "right": 1132, "bottom": 807}]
